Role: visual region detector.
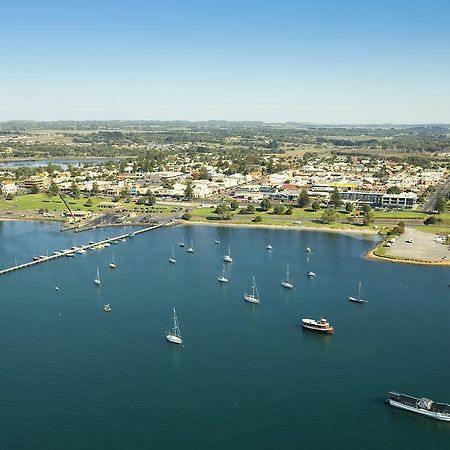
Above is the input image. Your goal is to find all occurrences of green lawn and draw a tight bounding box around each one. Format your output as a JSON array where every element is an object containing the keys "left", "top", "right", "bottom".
[{"left": 0, "top": 194, "right": 174, "bottom": 214}]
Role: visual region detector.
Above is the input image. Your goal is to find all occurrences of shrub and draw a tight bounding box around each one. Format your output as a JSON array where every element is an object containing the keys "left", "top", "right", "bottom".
[{"left": 253, "top": 215, "right": 262, "bottom": 223}]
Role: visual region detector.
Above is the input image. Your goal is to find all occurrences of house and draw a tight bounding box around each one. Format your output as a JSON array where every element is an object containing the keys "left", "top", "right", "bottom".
[{"left": 0, "top": 180, "right": 18, "bottom": 195}]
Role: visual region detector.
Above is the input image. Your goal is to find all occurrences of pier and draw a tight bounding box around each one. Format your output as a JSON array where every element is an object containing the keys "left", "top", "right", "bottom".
[{"left": 0, "top": 223, "right": 164, "bottom": 276}]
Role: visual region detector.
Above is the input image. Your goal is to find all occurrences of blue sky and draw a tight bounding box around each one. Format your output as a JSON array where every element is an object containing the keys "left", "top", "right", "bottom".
[{"left": 1, "top": 0, "right": 449, "bottom": 123}]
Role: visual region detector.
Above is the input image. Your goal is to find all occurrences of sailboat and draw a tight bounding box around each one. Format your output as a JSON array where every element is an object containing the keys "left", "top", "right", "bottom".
[
  {"left": 223, "top": 245, "right": 233, "bottom": 262},
  {"left": 214, "top": 239, "right": 220, "bottom": 244},
  {"left": 187, "top": 239, "right": 195, "bottom": 253},
  {"left": 103, "top": 304, "right": 111, "bottom": 312},
  {"left": 349, "top": 281, "right": 367, "bottom": 303},
  {"left": 109, "top": 252, "right": 116, "bottom": 269},
  {"left": 94, "top": 267, "right": 101, "bottom": 286},
  {"left": 169, "top": 244, "right": 176, "bottom": 264},
  {"left": 217, "top": 264, "right": 228, "bottom": 283},
  {"left": 266, "top": 244, "right": 273, "bottom": 250},
  {"left": 244, "top": 276, "right": 260, "bottom": 304},
  {"left": 166, "top": 308, "right": 183, "bottom": 344},
  {"left": 179, "top": 239, "right": 185, "bottom": 248},
  {"left": 281, "top": 263, "right": 293, "bottom": 289}
]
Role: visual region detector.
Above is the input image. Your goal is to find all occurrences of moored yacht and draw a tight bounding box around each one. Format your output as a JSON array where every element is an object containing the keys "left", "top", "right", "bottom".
[
  {"left": 187, "top": 239, "right": 195, "bottom": 253},
  {"left": 244, "top": 276, "right": 260, "bottom": 304},
  {"left": 301, "top": 317, "right": 333, "bottom": 334},
  {"left": 306, "top": 271, "right": 316, "bottom": 277},
  {"left": 103, "top": 304, "right": 111, "bottom": 312},
  {"left": 281, "top": 263, "right": 293, "bottom": 289},
  {"left": 266, "top": 244, "right": 273, "bottom": 250},
  {"left": 166, "top": 308, "right": 183, "bottom": 344},
  {"left": 94, "top": 267, "right": 101, "bottom": 286},
  {"left": 218, "top": 264, "right": 228, "bottom": 283},
  {"left": 223, "top": 245, "right": 233, "bottom": 263},
  {"left": 169, "top": 244, "right": 176, "bottom": 264}
]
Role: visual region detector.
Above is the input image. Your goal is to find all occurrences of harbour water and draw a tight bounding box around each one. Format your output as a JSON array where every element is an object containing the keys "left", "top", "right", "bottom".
[{"left": 0, "top": 221, "right": 449, "bottom": 449}]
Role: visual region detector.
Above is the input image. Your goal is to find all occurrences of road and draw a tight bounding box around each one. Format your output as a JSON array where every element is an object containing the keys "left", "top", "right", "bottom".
[{"left": 423, "top": 176, "right": 450, "bottom": 212}]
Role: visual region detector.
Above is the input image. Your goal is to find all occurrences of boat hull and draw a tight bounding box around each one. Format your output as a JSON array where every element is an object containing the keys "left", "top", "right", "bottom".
[
  {"left": 282, "top": 282, "right": 293, "bottom": 289},
  {"left": 349, "top": 296, "right": 366, "bottom": 303},
  {"left": 301, "top": 319, "right": 333, "bottom": 334},
  {"left": 388, "top": 399, "right": 450, "bottom": 421},
  {"left": 166, "top": 334, "right": 182, "bottom": 344},
  {"left": 244, "top": 294, "right": 260, "bottom": 304}
]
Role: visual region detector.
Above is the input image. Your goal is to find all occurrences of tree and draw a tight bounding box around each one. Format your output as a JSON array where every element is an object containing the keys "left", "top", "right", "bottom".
[
  {"left": 297, "top": 189, "right": 310, "bottom": 208},
  {"left": 329, "top": 188, "right": 342, "bottom": 208},
  {"left": 273, "top": 204, "right": 285, "bottom": 215},
  {"left": 184, "top": 182, "right": 194, "bottom": 201},
  {"left": 260, "top": 198, "right": 272, "bottom": 211},
  {"left": 230, "top": 199, "right": 239, "bottom": 211},
  {"left": 424, "top": 216, "right": 438, "bottom": 225},
  {"left": 363, "top": 209, "right": 375, "bottom": 226},
  {"left": 321, "top": 208, "right": 338, "bottom": 224},
  {"left": 85, "top": 198, "right": 93, "bottom": 207},
  {"left": 311, "top": 200, "right": 321, "bottom": 212},
  {"left": 253, "top": 215, "right": 262, "bottom": 223},
  {"left": 214, "top": 203, "right": 231, "bottom": 220},
  {"left": 30, "top": 185, "right": 39, "bottom": 194},
  {"left": 246, "top": 205, "right": 255, "bottom": 214},
  {"left": 345, "top": 202, "right": 354, "bottom": 213},
  {"left": 91, "top": 182, "right": 99, "bottom": 196},
  {"left": 119, "top": 187, "right": 130, "bottom": 199},
  {"left": 5, "top": 193, "right": 14, "bottom": 200},
  {"left": 137, "top": 197, "right": 146, "bottom": 205},
  {"left": 181, "top": 212, "right": 191, "bottom": 220},
  {"left": 145, "top": 190, "right": 156, "bottom": 205},
  {"left": 285, "top": 206, "right": 293, "bottom": 215},
  {"left": 434, "top": 194, "right": 446, "bottom": 214},
  {"left": 48, "top": 182, "right": 59, "bottom": 199},
  {"left": 71, "top": 181, "right": 80, "bottom": 199},
  {"left": 362, "top": 204, "right": 372, "bottom": 213},
  {"left": 387, "top": 186, "right": 401, "bottom": 195}
]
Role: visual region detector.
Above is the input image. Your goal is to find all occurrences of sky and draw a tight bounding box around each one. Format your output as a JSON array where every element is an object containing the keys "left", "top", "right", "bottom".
[{"left": 1, "top": 0, "right": 450, "bottom": 124}]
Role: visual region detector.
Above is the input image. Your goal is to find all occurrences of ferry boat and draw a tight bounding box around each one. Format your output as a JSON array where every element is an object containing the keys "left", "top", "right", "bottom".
[
  {"left": 386, "top": 392, "right": 450, "bottom": 421},
  {"left": 301, "top": 317, "right": 334, "bottom": 334}
]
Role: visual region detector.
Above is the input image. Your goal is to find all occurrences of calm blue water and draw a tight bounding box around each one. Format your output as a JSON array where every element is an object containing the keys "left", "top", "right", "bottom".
[{"left": 0, "top": 221, "right": 449, "bottom": 449}]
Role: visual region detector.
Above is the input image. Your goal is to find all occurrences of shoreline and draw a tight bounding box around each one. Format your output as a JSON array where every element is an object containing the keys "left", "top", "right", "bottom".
[
  {"left": 185, "top": 219, "right": 378, "bottom": 236},
  {"left": 365, "top": 247, "right": 450, "bottom": 267}
]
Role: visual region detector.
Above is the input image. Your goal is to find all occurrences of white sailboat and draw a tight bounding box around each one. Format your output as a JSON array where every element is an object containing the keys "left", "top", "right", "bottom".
[
  {"left": 214, "top": 239, "right": 221, "bottom": 244},
  {"left": 223, "top": 245, "right": 233, "bottom": 262},
  {"left": 187, "top": 239, "right": 195, "bottom": 253},
  {"left": 217, "top": 264, "right": 228, "bottom": 283},
  {"left": 94, "top": 266, "right": 101, "bottom": 286},
  {"left": 349, "top": 281, "right": 367, "bottom": 303},
  {"left": 169, "top": 244, "right": 176, "bottom": 264},
  {"left": 166, "top": 308, "right": 183, "bottom": 344},
  {"left": 281, "top": 263, "right": 293, "bottom": 289},
  {"left": 179, "top": 240, "right": 185, "bottom": 248},
  {"left": 109, "top": 252, "right": 116, "bottom": 269},
  {"left": 244, "top": 276, "right": 260, "bottom": 304},
  {"left": 266, "top": 244, "right": 273, "bottom": 250},
  {"left": 307, "top": 271, "right": 316, "bottom": 277},
  {"left": 103, "top": 304, "right": 111, "bottom": 312}
]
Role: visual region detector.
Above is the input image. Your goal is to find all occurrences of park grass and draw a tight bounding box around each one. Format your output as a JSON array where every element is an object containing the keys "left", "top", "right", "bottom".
[
  {"left": 415, "top": 225, "right": 450, "bottom": 234},
  {"left": 0, "top": 194, "right": 174, "bottom": 214}
]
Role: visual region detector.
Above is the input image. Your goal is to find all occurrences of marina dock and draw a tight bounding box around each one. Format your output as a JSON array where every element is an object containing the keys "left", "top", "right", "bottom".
[{"left": 0, "top": 224, "right": 163, "bottom": 276}]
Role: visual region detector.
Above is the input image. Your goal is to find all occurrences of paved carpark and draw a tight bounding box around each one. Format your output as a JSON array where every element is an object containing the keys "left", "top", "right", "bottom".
[{"left": 385, "top": 227, "right": 450, "bottom": 261}]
